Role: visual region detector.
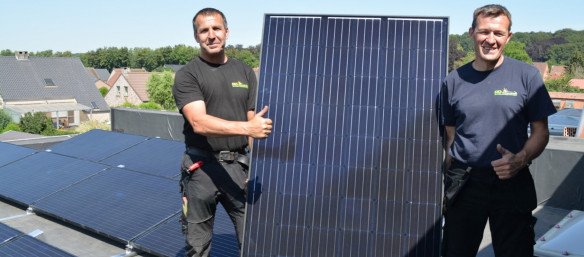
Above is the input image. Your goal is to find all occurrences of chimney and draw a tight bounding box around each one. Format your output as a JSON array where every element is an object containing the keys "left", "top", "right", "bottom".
[{"left": 15, "top": 51, "right": 29, "bottom": 60}]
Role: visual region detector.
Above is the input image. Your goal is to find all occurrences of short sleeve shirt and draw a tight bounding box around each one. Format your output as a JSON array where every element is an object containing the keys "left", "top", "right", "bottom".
[
  {"left": 173, "top": 57, "right": 257, "bottom": 151},
  {"left": 439, "top": 57, "right": 556, "bottom": 167}
]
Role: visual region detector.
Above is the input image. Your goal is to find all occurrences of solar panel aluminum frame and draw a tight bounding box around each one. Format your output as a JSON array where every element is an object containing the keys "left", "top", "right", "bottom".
[{"left": 244, "top": 14, "right": 448, "bottom": 257}]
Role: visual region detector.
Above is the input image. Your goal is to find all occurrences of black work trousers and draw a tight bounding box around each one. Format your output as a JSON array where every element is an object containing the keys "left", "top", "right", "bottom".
[
  {"left": 442, "top": 164, "right": 537, "bottom": 257},
  {"left": 180, "top": 150, "right": 249, "bottom": 257}
]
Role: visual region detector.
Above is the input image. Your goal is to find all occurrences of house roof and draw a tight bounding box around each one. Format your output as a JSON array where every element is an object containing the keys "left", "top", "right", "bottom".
[
  {"left": 95, "top": 80, "right": 109, "bottom": 89},
  {"left": 550, "top": 65, "right": 567, "bottom": 79},
  {"left": 570, "top": 79, "right": 584, "bottom": 90},
  {"left": 106, "top": 68, "right": 123, "bottom": 87},
  {"left": 533, "top": 62, "right": 548, "bottom": 80},
  {"left": 123, "top": 72, "right": 151, "bottom": 101},
  {"left": 4, "top": 102, "right": 91, "bottom": 113},
  {"left": 108, "top": 69, "right": 151, "bottom": 102},
  {"left": 86, "top": 68, "right": 111, "bottom": 82},
  {"left": 0, "top": 56, "right": 109, "bottom": 112}
]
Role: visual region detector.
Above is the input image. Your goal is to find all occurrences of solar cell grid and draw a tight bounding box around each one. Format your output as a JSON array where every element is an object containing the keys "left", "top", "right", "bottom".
[
  {"left": 0, "top": 235, "right": 75, "bottom": 257},
  {"left": 0, "top": 142, "right": 36, "bottom": 167},
  {"left": 99, "top": 138, "right": 184, "bottom": 179},
  {"left": 244, "top": 14, "right": 447, "bottom": 257},
  {"left": 132, "top": 205, "right": 238, "bottom": 257},
  {"left": 47, "top": 129, "right": 147, "bottom": 162},
  {"left": 0, "top": 222, "right": 21, "bottom": 243},
  {"left": 130, "top": 212, "right": 187, "bottom": 257},
  {"left": 32, "top": 168, "right": 180, "bottom": 242},
  {"left": 0, "top": 152, "right": 108, "bottom": 206}
]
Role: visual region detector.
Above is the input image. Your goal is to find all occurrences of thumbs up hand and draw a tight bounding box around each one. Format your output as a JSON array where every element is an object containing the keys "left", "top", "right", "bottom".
[
  {"left": 246, "top": 106, "right": 273, "bottom": 139},
  {"left": 491, "top": 144, "right": 528, "bottom": 180}
]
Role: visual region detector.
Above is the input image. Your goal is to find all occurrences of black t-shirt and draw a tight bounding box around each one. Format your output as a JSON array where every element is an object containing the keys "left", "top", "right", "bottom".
[{"left": 173, "top": 57, "right": 257, "bottom": 151}]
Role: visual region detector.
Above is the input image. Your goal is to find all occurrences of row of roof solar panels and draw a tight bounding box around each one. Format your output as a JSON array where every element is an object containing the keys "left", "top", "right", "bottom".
[
  {"left": 0, "top": 130, "right": 237, "bottom": 257},
  {"left": 0, "top": 223, "right": 74, "bottom": 257}
]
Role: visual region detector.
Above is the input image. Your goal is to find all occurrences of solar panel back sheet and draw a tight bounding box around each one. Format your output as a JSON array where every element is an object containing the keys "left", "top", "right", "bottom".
[{"left": 244, "top": 14, "right": 448, "bottom": 257}]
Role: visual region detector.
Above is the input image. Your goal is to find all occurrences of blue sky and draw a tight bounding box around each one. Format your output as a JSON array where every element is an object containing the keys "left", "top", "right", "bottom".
[{"left": 1, "top": 0, "right": 582, "bottom": 53}]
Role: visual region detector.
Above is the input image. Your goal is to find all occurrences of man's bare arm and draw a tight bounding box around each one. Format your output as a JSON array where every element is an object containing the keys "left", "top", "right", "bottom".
[{"left": 182, "top": 100, "right": 272, "bottom": 139}]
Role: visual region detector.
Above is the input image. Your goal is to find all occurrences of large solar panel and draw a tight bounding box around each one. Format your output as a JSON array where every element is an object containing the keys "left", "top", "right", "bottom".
[
  {"left": 244, "top": 15, "right": 447, "bottom": 257},
  {"left": 0, "top": 223, "right": 74, "bottom": 257},
  {"left": 0, "top": 235, "right": 75, "bottom": 257},
  {"left": 0, "top": 142, "right": 36, "bottom": 167},
  {"left": 47, "top": 129, "right": 147, "bottom": 161},
  {"left": 132, "top": 205, "right": 238, "bottom": 257},
  {"left": 130, "top": 212, "right": 187, "bottom": 257},
  {"left": 32, "top": 168, "right": 180, "bottom": 242},
  {"left": 0, "top": 152, "right": 108, "bottom": 206},
  {"left": 100, "top": 138, "right": 185, "bottom": 179},
  {"left": 0, "top": 130, "right": 238, "bottom": 256},
  {"left": 0, "top": 222, "right": 21, "bottom": 242}
]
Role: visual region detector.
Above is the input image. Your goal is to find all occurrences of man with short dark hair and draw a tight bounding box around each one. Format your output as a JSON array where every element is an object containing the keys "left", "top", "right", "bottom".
[
  {"left": 173, "top": 7, "right": 272, "bottom": 257},
  {"left": 439, "top": 4, "right": 556, "bottom": 257}
]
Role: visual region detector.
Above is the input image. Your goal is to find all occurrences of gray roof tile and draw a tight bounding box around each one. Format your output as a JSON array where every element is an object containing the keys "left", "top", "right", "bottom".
[{"left": 0, "top": 56, "right": 109, "bottom": 111}]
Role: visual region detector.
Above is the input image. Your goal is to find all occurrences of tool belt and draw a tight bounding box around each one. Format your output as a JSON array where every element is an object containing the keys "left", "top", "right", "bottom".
[
  {"left": 186, "top": 147, "right": 250, "bottom": 169},
  {"left": 443, "top": 160, "right": 474, "bottom": 213}
]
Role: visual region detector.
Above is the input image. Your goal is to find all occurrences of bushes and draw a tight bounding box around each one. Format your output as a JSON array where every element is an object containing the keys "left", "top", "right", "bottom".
[
  {"left": 0, "top": 110, "right": 11, "bottom": 131},
  {"left": 546, "top": 74, "right": 584, "bottom": 93},
  {"left": 19, "top": 112, "right": 55, "bottom": 135},
  {"left": 138, "top": 102, "right": 162, "bottom": 110},
  {"left": 2, "top": 123, "right": 21, "bottom": 133},
  {"left": 99, "top": 87, "right": 109, "bottom": 96}
]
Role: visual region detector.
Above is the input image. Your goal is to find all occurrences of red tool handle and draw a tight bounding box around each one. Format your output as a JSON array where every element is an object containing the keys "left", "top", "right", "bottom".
[{"left": 187, "top": 161, "right": 204, "bottom": 173}]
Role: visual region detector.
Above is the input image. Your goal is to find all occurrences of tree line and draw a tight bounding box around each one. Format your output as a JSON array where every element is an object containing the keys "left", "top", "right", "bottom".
[{"left": 0, "top": 44, "right": 260, "bottom": 72}]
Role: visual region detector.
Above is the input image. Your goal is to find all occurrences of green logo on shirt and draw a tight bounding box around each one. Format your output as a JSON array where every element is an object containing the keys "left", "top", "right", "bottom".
[
  {"left": 232, "top": 81, "right": 249, "bottom": 89},
  {"left": 494, "top": 88, "right": 517, "bottom": 96}
]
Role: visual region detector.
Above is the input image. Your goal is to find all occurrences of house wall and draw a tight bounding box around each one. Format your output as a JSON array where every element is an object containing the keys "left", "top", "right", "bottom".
[
  {"left": 79, "top": 111, "right": 110, "bottom": 124},
  {"left": 104, "top": 76, "right": 143, "bottom": 107}
]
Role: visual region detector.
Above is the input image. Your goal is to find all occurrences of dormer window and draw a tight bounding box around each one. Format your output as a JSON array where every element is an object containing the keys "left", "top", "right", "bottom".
[{"left": 44, "top": 78, "right": 56, "bottom": 87}]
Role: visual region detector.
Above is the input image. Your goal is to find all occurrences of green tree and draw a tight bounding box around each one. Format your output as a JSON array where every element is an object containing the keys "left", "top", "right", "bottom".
[
  {"left": 453, "top": 32, "right": 474, "bottom": 53},
  {"left": 81, "top": 47, "right": 131, "bottom": 71},
  {"left": 448, "top": 36, "right": 467, "bottom": 71},
  {"left": 121, "top": 102, "right": 137, "bottom": 108},
  {"left": 146, "top": 71, "right": 176, "bottom": 110},
  {"left": 226, "top": 48, "right": 259, "bottom": 68},
  {"left": 99, "top": 87, "right": 109, "bottom": 96},
  {"left": 545, "top": 74, "right": 584, "bottom": 93},
  {"left": 567, "top": 51, "right": 584, "bottom": 78},
  {"left": 453, "top": 51, "right": 475, "bottom": 70},
  {"left": 130, "top": 47, "right": 163, "bottom": 71},
  {"left": 19, "top": 112, "right": 55, "bottom": 135},
  {"left": 504, "top": 41, "right": 532, "bottom": 63},
  {"left": 54, "top": 51, "right": 73, "bottom": 57},
  {"left": 169, "top": 44, "right": 198, "bottom": 65},
  {"left": 548, "top": 43, "right": 584, "bottom": 65},
  {"left": 2, "top": 123, "right": 21, "bottom": 133},
  {"left": 33, "top": 50, "right": 54, "bottom": 57},
  {"left": 1, "top": 49, "right": 13, "bottom": 56},
  {"left": 0, "top": 110, "right": 12, "bottom": 131}
]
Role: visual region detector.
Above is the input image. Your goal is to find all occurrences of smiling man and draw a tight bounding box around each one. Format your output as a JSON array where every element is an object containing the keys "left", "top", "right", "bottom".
[
  {"left": 173, "top": 7, "right": 272, "bottom": 257},
  {"left": 439, "top": 4, "right": 556, "bottom": 257}
]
